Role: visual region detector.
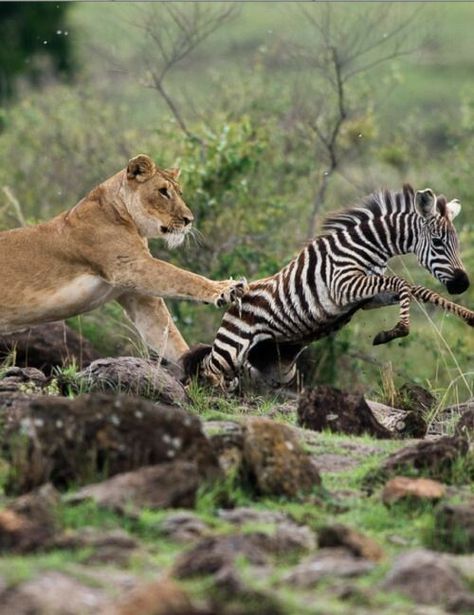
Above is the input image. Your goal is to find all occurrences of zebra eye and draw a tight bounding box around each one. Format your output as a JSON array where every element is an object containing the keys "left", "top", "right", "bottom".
[{"left": 432, "top": 237, "right": 444, "bottom": 249}]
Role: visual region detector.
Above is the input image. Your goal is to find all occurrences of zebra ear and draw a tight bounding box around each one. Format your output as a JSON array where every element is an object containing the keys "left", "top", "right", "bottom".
[
  {"left": 446, "top": 198, "right": 461, "bottom": 221},
  {"left": 415, "top": 188, "right": 436, "bottom": 218}
]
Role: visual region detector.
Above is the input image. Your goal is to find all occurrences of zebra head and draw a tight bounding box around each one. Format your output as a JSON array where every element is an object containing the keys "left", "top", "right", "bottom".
[{"left": 414, "top": 188, "right": 469, "bottom": 295}]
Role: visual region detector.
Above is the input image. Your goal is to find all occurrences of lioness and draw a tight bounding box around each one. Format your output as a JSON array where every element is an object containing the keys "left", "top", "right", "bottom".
[{"left": 0, "top": 154, "right": 247, "bottom": 362}]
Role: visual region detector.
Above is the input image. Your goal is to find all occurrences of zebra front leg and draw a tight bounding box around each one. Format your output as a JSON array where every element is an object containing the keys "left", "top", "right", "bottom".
[
  {"left": 338, "top": 274, "right": 412, "bottom": 345},
  {"left": 411, "top": 285, "right": 474, "bottom": 326}
]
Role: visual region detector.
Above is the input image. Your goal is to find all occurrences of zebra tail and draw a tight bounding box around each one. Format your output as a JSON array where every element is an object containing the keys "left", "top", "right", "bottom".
[{"left": 181, "top": 343, "right": 213, "bottom": 381}]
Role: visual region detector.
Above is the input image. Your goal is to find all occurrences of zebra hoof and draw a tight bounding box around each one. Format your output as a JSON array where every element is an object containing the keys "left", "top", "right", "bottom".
[
  {"left": 372, "top": 331, "right": 391, "bottom": 345},
  {"left": 373, "top": 325, "right": 409, "bottom": 345}
]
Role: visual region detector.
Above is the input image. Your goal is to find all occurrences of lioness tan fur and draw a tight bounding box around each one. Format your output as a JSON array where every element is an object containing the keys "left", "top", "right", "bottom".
[{"left": 0, "top": 154, "right": 247, "bottom": 362}]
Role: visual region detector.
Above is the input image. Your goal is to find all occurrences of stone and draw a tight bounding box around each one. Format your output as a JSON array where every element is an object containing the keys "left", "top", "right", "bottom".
[
  {"left": 0, "top": 366, "right": 47, "bottom": 392},
  {"left": 76, "top": 357, "right": 188, "bottom": 405},
  {"left": 160, "top": 512, "right": 210, "bottom": 543},
  {"left": 0, "top": 322, "right": 101, "bottom": 375},
  {"left": 66, "top": 462, "right": 200, "bottom": 515},
  {"left": 381, "top": 549, "right": 469, "bottom": 606},
  {"left": 297, "top": 386, "right": 392, "bottom": 439},
  {"left": 318, "top": 524, "right": 384, "bottom": 561},
  {"left": 396, "top": 382, "right": 436, "bottom": 414},
  {"left": 447, "top": 592, "right": 474, "bottom": 614},
  {"left": 432, "top": 502, "right": 474, "bottom": 554},
  {"left": 173, "top": 534, "right": 268, "bottom": 578},
  {"left": 0, "top": 483, "right": 60, "bottom": 553},
  {"left": 53, "top": 527, "right": 139, "bottom": 565},
  {"left": 382, "top": 476, "right": 446, "bottom": 506},
  {"left": 241, "top": 417, "right": 321, "bottom": 498},
  {"left": 0, "top": 393, "right": 220, "bottom": 494},
  {"left": 456, "top": 408, "right": 474, "bottom": 438},
  {"left": 281, "top": 548, "right": 374, "bottom": 587},
  {"left": 209, "top": 430, "right": 244, "bottom": 476},
  {"left": 107, "top": 577, "right": 204, "bottom": 615},
  {"left": 0, "top": 571, "right": 109, "bottom": 614},
  {"left": 218, "top": 507, "right": 289, "bottom": 526},
  {"left": 364, "top": 436, "right": 470, "bottom": 489}
]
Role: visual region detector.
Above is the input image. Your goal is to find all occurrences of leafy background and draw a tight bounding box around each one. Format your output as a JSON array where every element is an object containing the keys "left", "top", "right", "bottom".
[{"left": 0, "top": 2, "right": 472, "bottom": 403}]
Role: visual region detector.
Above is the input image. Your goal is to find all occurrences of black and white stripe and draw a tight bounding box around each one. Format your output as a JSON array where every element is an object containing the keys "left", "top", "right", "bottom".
[{"left": 183, "top": 184, "right": 473, "bottom": 389}]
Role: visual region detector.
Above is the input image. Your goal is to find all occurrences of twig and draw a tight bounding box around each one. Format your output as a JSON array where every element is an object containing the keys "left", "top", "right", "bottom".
[{"left": 2, "top": 186, "right": 26, "bottom": 227}]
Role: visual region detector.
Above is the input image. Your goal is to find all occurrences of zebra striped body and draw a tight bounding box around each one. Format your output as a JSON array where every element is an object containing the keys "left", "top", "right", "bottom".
[{"left": 183, "top": 185, "right": 473, "bottom": 389}]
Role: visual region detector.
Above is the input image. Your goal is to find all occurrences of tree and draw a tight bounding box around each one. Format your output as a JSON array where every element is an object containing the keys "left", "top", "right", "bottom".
[
  {"left": 0, "top": 3, "right": 74, "bottom": 101},
  {"left": 133, "top": 3, "right": 239, "bottom": 144},
  {"left": 292, "top": 4, "right": 423, "bottom": 237}
]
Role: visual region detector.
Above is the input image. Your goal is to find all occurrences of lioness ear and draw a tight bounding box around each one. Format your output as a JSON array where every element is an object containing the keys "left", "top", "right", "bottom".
[
  {"left": 446, "top": 198, "right": 461, "bottom": 221},
  {"left": 415, "top": 188, "right": 436, "bottom": 218},
  {"left": 127, "top": 155, "right": 155, "bottom": 183},
  {"left": 165, "top": 167, "right": 181, "bottom": 180}
]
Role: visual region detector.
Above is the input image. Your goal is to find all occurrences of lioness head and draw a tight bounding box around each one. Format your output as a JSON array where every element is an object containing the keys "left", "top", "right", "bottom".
[{"left": 124, "top": 154, "right": 194, "bottom": 248}]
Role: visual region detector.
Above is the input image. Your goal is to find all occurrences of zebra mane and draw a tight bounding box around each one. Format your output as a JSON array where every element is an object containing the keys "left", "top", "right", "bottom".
[{"left": 321, "top": 184, "right": 416, "bottom": 234}]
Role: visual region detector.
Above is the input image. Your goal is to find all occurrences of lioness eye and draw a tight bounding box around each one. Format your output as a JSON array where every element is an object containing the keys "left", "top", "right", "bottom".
[
  {"left": 159, "top": 187, "right": 170, "bottom": 198},
  {"left": 432, "top": 237, "right": 444, "bottom": 248}
]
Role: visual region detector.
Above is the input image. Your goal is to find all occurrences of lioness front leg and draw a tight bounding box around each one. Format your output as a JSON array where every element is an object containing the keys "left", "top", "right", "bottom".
[
  {"left": 108, "top": 257, "right": 248, "bottom": 307},
  {"left": 117, "top": 293, "right": 189, "bottom": 362}
]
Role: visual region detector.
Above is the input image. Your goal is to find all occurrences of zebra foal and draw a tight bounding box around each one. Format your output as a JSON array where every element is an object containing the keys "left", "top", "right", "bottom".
[{"left": 183, "top": 185, "right": 473, "bottom": 389}]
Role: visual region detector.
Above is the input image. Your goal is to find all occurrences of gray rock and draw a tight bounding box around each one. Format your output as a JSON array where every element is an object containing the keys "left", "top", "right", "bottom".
[
  {"left": 381, "top": 549, "right": 469, "bottom": 605},
  {"left": 0, "top": 571, "right": 108, "bottom": 615},
  {"left": 66, "top": 462, "right": 200, "bottom": 515},
  {"left": 281, "top": 548, "right": 374, "bottom": 587},
  {"left": 0, "top": 322, "right": 101, "bottom": 375},
  {"left": 77, "top": 357, "right": 187, "bottom": 405},
  {"left": 160, "top": 512, "right": 210, "bottom": 542},
  {"left": 52, "top": 527, "right": 139, "bottom": 565},
  {"left": 0, "top": 393, "right": 220, "bottom": 493},
  {"left": 433, "top": 502, "right": 474, "bottom": 553}
]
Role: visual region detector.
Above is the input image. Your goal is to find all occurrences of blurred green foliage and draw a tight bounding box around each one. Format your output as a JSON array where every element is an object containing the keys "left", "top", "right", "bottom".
[{"left": 0, "top": 3, "right": 472, "bottom": 402}]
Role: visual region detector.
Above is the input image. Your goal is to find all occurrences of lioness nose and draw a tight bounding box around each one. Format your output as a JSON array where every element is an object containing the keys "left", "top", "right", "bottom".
[{"left": 183, "top": 216, "right": 193, "bottom": 226}]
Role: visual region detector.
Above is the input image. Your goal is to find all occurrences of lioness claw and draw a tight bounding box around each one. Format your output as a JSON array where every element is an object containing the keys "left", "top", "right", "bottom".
[{"left": 215, "top": 278, "right": 248, "bottom": 307}]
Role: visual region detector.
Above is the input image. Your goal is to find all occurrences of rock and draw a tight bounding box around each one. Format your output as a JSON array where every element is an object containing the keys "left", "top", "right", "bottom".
[
  {"left": 382, "top": 476, "right": 446, "bottom": 506},
  {"left": 281, "top": 548, "right": 374, "bottom": 587},
  {"left": 396, "top": 382, "right": 436, "bottom": 415},
  {"left": 381, "top": 549, "right": 469, "bottom": 606},
  {"left": 447, "top": 591, "right": 474, "bottom": 614},
  {"left": 0, "top": 322, "right": 101, "bottom": 375},
  {"left": 108, "top": 577, "right": 205, "bottom": 615},
  {"left": 173, "top": 534, "right": 268, "bottom": 578},
  {"left": 218, "top": 507, "right": 289, "bottom": 526},
  {"left": 66, "top": 462, "right": 200, "bottom": 515},
  {"left": 367, "top": 399, "right": 427, "bottom": 438},
  {"left": 0, "top": 393, "right": 220, "bottom": 494},
  {"left": 209, "top": 429, "right": 244, "bottom": 476},
  {"left": 0, "top": 571, "right": 109, "bottom": 614},
  {"left": 432, "top": 502, "right": 474, "bottom": 554},
  {"left": 456, "top": 408, "right": 474, "bottom": 438},
  {"left": 53, "top": 527, "right": 139, "bottom": 565},
  {"left": 261, "top": 522, "right": 316, "bottom": 554},
  {"left": 175, "top": 524, "right": 317, "bottom": 582},
  {"left": 0, "top": 483, "right": 60, "bottom": 553},
  {"left": 76, "top": 357, "right": 188, "bottom": 406},
  {"left": 318, "top": 524, "right": 384, "bottom": 561},
  {"left": 364, "top": 436, "right": 470, "bottom": 489},
  {"left": 0, "top": 366, "right": 47, "bottom": 392},
  {"left": 297, "top": 386, "right": 392, "bottom": 439},
  {"left": 241, "top": 417, "right": 321, "bottom": 498},
  {"left": 160, "top": 512, "right": 210, "bottom": 543}
]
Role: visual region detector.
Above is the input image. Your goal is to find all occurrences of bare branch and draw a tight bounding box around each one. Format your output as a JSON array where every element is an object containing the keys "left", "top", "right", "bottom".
[{"left": 133, "top": 4, "right": 239, "bottom": 143}]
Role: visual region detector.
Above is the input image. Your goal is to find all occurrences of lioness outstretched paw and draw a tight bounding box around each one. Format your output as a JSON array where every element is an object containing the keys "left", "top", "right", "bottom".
[{"left": 215, "top": 278, "right": 248, "bottom": 307}]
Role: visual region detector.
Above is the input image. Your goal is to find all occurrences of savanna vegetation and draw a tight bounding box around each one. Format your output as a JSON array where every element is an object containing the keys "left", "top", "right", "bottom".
[
  {"left": 0, "top": 6, "right": 473, "bottom": 613},
  {"left": 1, "top": 2, "right": 472, "bottom": 404}
]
